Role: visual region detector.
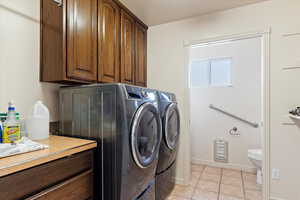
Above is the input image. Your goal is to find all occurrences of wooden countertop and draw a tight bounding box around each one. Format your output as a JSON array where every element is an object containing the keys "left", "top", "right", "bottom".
[{"left": 0, "top": 135, "right": 97, "bottom": 177}]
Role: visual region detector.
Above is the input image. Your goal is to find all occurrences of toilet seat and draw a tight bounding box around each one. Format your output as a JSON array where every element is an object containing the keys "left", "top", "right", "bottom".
[{"left": 248, "top": 149, "right": 262, "bottom": 161}]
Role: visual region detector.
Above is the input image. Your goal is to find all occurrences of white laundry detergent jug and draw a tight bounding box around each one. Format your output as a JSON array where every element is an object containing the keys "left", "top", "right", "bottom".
[{"left": 26, "top": 101, "right": 50, "bottom": 140}]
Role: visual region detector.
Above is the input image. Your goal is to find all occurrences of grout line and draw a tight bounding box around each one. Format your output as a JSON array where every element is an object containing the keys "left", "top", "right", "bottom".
[
  {"left": 190, "top": 165, "right": 206, "bottom": 200},
  {"left": 241, "top": 171, "right": 246, "bottom": 200},
  {"left": 217, "top": 168, "right": 223, "bottom": 200}
]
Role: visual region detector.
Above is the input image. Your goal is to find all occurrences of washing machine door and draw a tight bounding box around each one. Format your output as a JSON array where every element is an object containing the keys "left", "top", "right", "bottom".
[
  {"left": 164, "top": 103, "right": 180, "bottom": 150},
  {"left": 131, "top": 102, "right": 162, "bottom": 168}
]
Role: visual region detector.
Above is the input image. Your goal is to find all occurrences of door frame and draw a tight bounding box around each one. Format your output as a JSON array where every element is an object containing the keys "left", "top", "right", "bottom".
[{"left": 183, "top": 29, "right": 271, "bottom": 200}]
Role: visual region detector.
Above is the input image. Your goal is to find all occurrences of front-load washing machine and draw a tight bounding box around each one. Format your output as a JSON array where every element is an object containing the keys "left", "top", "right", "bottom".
[
  {"left": 59, "top": 84, "right": 162, "bottom": 200},
  {"left": 155, "top": 91, "right": 181, "bottom": 200}
]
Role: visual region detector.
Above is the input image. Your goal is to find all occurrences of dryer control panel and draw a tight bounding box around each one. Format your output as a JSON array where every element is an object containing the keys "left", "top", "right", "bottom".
[
  {"left": 159, "top": 92, "right": 177, "bottom": 103},
  {"left": 125, "top": 85, "right": 157, "bottom": 101}
]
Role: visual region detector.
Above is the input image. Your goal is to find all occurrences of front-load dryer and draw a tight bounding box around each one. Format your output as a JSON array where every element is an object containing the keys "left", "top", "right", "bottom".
[
  {"left": 155, "top": 91, "right": 181, "bottom": 200},
  {"left": 59, "top": 84, "right": 162, "bottom": 200}
]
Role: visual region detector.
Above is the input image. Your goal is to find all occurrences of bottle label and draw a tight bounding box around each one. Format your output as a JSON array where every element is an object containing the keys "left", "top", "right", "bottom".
[{"left": 3, "top": 125, "right": 21, "bottom": 143}]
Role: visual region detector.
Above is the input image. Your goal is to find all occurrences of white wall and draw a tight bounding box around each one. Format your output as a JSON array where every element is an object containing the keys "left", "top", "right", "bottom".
[
  {"left": 146, "top": 29, "right": 191, "bottom": 185},
  {"left": 190, "top": 37, "right": 262, "bottom": 170},
  {"left": 147, "top": 0, "right": 300, "bottom": 199},
  {"left": 0, "top": 0, "right": 60, "bottom": 121}
]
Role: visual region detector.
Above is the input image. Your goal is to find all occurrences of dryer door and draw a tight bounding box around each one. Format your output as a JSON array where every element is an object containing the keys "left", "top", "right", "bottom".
[
  {"left": 131, "top": 102, "right": 162, "bottom": 168},
  {"left": 164, "top": 103, "right": 180, "bottom": 150}
]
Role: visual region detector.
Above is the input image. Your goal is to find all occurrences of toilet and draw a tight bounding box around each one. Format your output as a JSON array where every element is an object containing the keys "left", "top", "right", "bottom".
[{"left": 248, "top": 149, "right": 263, "bottom": 184}]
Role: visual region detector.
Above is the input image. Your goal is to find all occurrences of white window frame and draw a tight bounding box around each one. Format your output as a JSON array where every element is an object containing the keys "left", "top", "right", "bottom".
[{"left": 189, "top": 57, "right": 233, "bottom": 88}]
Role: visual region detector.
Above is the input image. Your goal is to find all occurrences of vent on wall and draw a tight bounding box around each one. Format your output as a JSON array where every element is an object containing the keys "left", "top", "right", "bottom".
[{"left": 214, "top": 139, "right": 228, "bottom": 163}]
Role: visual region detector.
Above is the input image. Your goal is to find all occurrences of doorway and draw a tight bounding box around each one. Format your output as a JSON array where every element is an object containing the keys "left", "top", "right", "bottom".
[{"left": 183, "top": 31, "right": 270, "bottom": 200}]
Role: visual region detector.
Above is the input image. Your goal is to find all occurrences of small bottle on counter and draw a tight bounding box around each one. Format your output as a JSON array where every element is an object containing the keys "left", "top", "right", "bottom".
[
  {"left": 3, "top": 101, "right": 21, "bottom": 143},
  {"left": 0, "top": 113, "right": 6, "bottom": 122},
  {"left": 0, "top": 113, "right": 7, "bottom": 143},
  {"left": 0, "top": 122, "right": 2, "bottom": 144}
]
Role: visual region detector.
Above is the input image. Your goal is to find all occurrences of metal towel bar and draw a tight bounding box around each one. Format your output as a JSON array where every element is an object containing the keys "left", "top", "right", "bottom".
[{"left": 209, "top": 104, "right": 259, "bottom": 128}]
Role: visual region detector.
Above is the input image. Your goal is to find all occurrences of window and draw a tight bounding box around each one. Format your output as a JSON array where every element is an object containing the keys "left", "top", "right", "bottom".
[
  {"left": 210, "top": 59, "right": 232, "bottom": 86},
  {"left": 190, "top": 60, "right": 210, "bottom": 87},
  {"left": 190, "top": 58, "right": 232, "bottom": 87}
]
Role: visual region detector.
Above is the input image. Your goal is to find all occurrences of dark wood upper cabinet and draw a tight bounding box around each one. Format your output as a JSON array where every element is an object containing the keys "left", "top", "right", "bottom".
[
  {"left": 66, "top": 0, "right": 98, "bottom": 82},
  {"left": 41, "top": 0, "right": 98, "bottom": 83},
  {"left": 41, "top": 0, "right": 65, "bottom": 83},
  {"left": 98, "top": 0, "right": 120, "bottom": 83},
  {"left": 41, "top": 0, "right": 148, "bottom": 85},
  {"left": 135, "top": 22, "right": 147, "bottom": 87},
  {"left": 120, "top": 10, "right": 135, "bottom": 85}
]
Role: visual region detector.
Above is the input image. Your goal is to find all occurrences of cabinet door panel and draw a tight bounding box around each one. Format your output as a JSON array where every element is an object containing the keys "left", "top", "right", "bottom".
[
  {"left": 27, "top": 170, "right": 93, "bottom": 200},
  {"left": 121, "top": 10, "right": 135, "bottom": 84},
  {"left": 135, "top": 23, "right": 147, "bottom": 87},
  {"left": 67, "top": 0, "right": 98, "bottom": 81},
  {"left": 99, "top": 0, "right": 120, "bottom": 83},
  {"left": 0, "top": 151, "right": 93, "bottom": 200}
]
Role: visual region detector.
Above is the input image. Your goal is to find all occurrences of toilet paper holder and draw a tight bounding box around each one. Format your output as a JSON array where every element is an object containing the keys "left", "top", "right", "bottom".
[{"left": 229, "top": 127, "right": 240, "bottom": 136}]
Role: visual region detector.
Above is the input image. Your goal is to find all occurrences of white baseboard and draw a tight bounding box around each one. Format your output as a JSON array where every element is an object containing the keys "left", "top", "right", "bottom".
[
  {"left": 172, "top": 176, "right": 188, "bottom": 186},
  {"left": 192, "top": 157, "right": 256, "bottom": 173},
  {"left": 270, "top": 197, "right": 287, "bottom": 200}
]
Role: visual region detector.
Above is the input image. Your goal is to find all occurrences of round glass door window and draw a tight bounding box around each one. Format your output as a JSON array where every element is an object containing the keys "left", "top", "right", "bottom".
[
  {"left": 164, "top": 103, "right": 180, "bottom": 150},
  {"left": 131, "top": 102, "right": 162, "bottom": 168}
]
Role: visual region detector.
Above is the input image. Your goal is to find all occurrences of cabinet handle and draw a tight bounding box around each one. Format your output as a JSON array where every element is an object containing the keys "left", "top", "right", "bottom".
[{"left": 53, "top": 0, "right": 63, "bottom": 7}]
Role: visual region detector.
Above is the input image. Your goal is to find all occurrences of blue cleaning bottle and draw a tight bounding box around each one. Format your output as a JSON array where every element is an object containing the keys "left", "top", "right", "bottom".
[
  {"left": 0, "top": 121, "right": 2, "bottom": 143},
  {"left": 0, "top": 120, "right": 3, "bottom": 144},
  {"left": 0, "top": 113, "right": 6, "bottom": 143}
]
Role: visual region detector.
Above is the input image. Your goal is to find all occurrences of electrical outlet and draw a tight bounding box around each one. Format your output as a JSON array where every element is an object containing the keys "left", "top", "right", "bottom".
[{"left": 272, "top": 168, "right": 280, "bottom": 180}]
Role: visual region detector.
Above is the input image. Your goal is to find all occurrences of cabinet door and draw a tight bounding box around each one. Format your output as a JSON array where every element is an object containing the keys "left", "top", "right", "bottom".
[
  {"left": 0, "top": 151, "right": 93, "bottom": 200},
  {"left": 98, "top": 0, "right": 120, "bottom": 83},
  {"left": 67, "top": 0, "right": 98, "bottom": 82},
  {"left": 135, "top": 23, "right": 147, "bottom": 87},
  {"left": 120, "top": 10, "right": 135, "bottom": 84},
  {"left": 27, "top": 170, "right": 93, "bottom": 200}
]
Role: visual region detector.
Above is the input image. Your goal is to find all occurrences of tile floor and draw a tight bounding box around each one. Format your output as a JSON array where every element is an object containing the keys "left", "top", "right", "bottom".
[{"left": 167, "top": 164, "right": 262, "bottom": 200}]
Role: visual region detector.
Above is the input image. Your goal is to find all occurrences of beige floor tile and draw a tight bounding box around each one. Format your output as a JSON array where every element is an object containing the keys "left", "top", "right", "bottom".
[
  {"left": 190, "top": 175, "right": 200, "bottom": 187},
  {"left": 203, "top": 166, "right": 222, "bottom": 175},
  {"left": 243, "top": 171, "right": 256, "bottom": 175},
  {"left": 222, "top": 169, "right": 242, "bottom": 179},
  {"left": 192, "top": 164, "right": 205, "bottom": 172},
  {"left": 221, "top": 176, "right": 243, "bottom": 187},
  {"left": 245, "top": 190, "right": 263, "bottom": 200},
  {"left": 167, "top": 195, "right": 191, "bottom": 200},
  {"left": 192, "top": 170, "right": 203, "bottom": 179},
  {"left": 242, "top": 172, "right": 257, "bottom": 183},
  {"left": 170, "top": 185, "right": 194, "bottom": 198},
  {"left": 201, "top": 173, "right": 221, "bottom": 183},
  {"left": 219, "top": 194, "right": 244, "bottom": 200},
  {"left": 220, "top": 184, "right": 244, "bottom": 199},
  {"left": 196, "top": 180, "right": 219, "bottom": 193},
  {"left": 170, "top": 168, "right": 261, "bottom": 200},
  {"left": 243, "top": 180, "right": 262, "bottom": 191},
  {"left": 192, "top": 189, "right": 218, "bottom": 200}
]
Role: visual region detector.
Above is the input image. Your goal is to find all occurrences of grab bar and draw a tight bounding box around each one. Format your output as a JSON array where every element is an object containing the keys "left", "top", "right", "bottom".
[{"left": 209, "top": 104, "right": 259, "bottom": 128}]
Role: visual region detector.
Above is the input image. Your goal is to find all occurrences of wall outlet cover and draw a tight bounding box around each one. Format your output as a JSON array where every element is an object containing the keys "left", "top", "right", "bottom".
[{"left": 272, "top": 168, "right": 280, "bottom": 180}]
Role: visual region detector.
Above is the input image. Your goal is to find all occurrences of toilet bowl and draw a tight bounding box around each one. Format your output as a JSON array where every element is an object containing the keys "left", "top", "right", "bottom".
[{"left": 248, "top": 149, "right": 263, "bottom": 184}]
